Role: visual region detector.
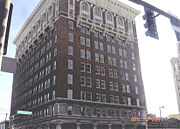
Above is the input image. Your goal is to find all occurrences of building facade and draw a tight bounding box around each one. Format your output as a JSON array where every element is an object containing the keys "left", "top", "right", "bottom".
[
  {"left": 10, "top": 0, "right": 147, "bottom": 129},
  {"left": 0, "top": 121, "right": 9, "bottom": 129},
  {"left": 171, "top": 42, "right": 180, "bottom": 115}
]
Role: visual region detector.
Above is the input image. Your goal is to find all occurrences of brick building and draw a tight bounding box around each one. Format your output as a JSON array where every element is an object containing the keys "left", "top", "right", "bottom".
[{"left": 10, "top": 0, "right": 147, "bottom": 129}]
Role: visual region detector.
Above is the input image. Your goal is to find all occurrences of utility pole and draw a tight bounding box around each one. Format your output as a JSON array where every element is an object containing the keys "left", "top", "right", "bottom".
[{"left": 128, "top": 0, "right": 180, "bottom": 41}]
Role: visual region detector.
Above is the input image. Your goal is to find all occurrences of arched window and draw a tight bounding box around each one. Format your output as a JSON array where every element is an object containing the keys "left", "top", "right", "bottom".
[
  {"left": 94, "top": 7, "right": 101, "bottom": 17},
  {"left": 106, "top": 12, "right": 113, "bottom": 22},
  {"left": 81, "top": 2, "right": 89, "bottom": 12},
  {"left": 117, "top": 17, "right": 124, "bottom": 26}
]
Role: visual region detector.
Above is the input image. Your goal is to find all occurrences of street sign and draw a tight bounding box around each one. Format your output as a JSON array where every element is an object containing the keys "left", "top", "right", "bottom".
[{"left": 17, "top": 110, "right": 32, "bottom": 115}]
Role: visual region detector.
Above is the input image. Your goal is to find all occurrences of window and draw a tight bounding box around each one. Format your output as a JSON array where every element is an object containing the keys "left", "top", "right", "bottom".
[
  {"left": 53, "top": 61, "right": 56, "bottom": 70},
  {"left": 125, "top": 72, "right": 129, "bottom": 81},
  {"left": 86, "top": 28, "right": 90, "bottom": 35},
  {"left": 67, "top": 89, "right": 73, "bottom": 99},
  {"left": 133, "top": 63, "right": 136, "bottom": 71},
  {"left": 95, "top": 66, "right": 100, "bottom": 75},
  {"left": 136, "top": 98, "right": 140, "bottom": 106},
  {"left": 128, "top": 97, "right": 131, "bottom": 105},
  {"left": 86, "top": 50, "right": 91, "bottom": 60},
  {"left": 119, "top": 48, "right": 122, "bottom": 56},
  {"left": 94, "top": 31, "right": 98, "bottom": 38},
  {"left": 110, "top": 95, "right": 114, "bottom": 103},
  {"left": 112, "top": 46, "right": 116, "bottom": 54},
  {"left": 52, "top": 90, "right": 56, "bottom": 99},
  {"left": 86, "top": 92, "right": 92, "bottom": 101},
  {"left": 115, "top": 96, "right": 120, "bottom": 104},
  {"left": 95, "top": 79, "right": 100, "bottom": 89},
  {"left": 135, "top": 86, "right": 139, "bottom": 94},
  {"left": 100, "top": 55, "right": 104, "bottom": 63},
  {"left": 109, "top": 81, "right": 114, "bottom": 91},
  {"left": 80, "top": 26, "right": 85, "bottom": 33},
  {"left": 132, "top": 52, "right": 135, "bottom": 60},
  {"left": 53, "top": 75, "right": 56, "bottom": 85},
  {"left": 86, "top": 77, "right": 92, "bottom": 87},
  {"left": 80, "top": 62, "right": 85, "bottom": 72},
  {"left": 94, "top": 7, "right": 101, "bottom": 17},
  {"left": 106, "top": 12, "right": 113, "bottom": 22},
  {"left": 109, "top": 69, "right": 113, "bottom": 78},
  {"left": 99, "top": 42, "right": 104, "bottom": 51},
  {"left": 81, "top": 2, "right": 89, "bottom": 12},
  {"left": 86, "top": 63, "right": 91, "bottom": 73},
  {"left": 54, "top": 47, "right": 57, "bottom": 56},
  {"left": 101, "top": 67, "right": 105, "bottom": 76},
  {"left": 122, "top": 97, "right": 127, "bottom": 105},
  {"left": 95, "top": 53, "right": 99, "bottom": 62},
  {"left": 117, "top": 17, "right": 124, "bottom": 27},
  {"left": 122, "top": 84, "right": 126, "bottom": 93},
  {"left": 68, "top": 33, "right": 73, "bottom": 42},
  {"left": 95, "top": 41, "right": 99, "bottom": 49},
  {"left": 108, "top": 57, "right": 112, "bottom": 65},
  {"left": 131, "top": 42, "right": 134, "bottom": 49},
  {"left": 80, "top": 36, "right": 85, "bottom": 45},
  {"left": 101, "top": 80, "right": 106, "bottom": 89},
  {"left": 102, "top": 94, "right": 106, "bottom": 102},
  {"left": 134, "top": 74, "right": 137, "bottom": 82},
  {"left": 96, "top": 93, "right": 101, "bottom": 102},
  {"left": 99, "top": 32, "right": 103, "bottom": 39},
  {"left": 67, "top": 74, "right": 73, "bottom": 84},
  {"left": 107, "top": 45, "right": 111, "bottom": 53},
  {"left": 120, "top": 60, "right": 123, "bottom": 67},
  {"left": 127, "top": 85, "right": 131, "bottom": 93},
  {"left": 112, "top": 58, "right": 117, "bottom": 66},
  {"left": 114, "top": 83, "right": 119, "bottom": 92},
  {"left": 68, "top": 46, "right": 73, "bottom": 56},
  {"left": 68, "top": 21, "right": 73, "bottom": 30},
  {"left": 68, "top": 59, "right": 73, "bottom": 69},
  {"left": 124, "top": 61, "right": 128, "bottom": 69},
  {"left": 69, "top": 0, "right": 73, "bottom": 5},
  {"left": 80, "top": 49, "right": 85, "bottom": 58},
  {"left": 123, "top": 50, "right": 127, "bottom": 57},
  {"left": 81, "top": 91, "right": 86, "bottom": 100},
  {"left": 86, "top": 38, "right": 91, "bottom": 47},
  {"left": 80, "top": 76, "right": 86, "bottom": 86},
  {"left": 113, "top": 70, "right": 118, "bottom": 78}
]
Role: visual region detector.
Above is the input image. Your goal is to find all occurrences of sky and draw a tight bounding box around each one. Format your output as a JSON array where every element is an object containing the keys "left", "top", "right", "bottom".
[{"left": 0, "top": 0, "right": 180, "bottom": 121}]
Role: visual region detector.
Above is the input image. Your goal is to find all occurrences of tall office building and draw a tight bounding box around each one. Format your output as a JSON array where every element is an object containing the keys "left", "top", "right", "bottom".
[
  {"left": 171, "top": 42, "right": 180, "bottom": 115},
  {"left": 10, "top": 0, "right": 147, "bottom": 129}
]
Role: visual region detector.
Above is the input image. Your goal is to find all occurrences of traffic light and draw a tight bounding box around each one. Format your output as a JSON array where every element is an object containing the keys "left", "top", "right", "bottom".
[{"left": 143, "top": 7, "right": 159, "bottom": 40}]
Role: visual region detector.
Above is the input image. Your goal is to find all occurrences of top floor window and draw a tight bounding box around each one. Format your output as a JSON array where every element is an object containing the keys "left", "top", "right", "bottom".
[
  {"left": 69, "top": 0, "right": 73, "bottom": 6},
  {"left": 81, "top": 2, "right": 89, "bottom": 12},
  {"left": 94, "top": 7, "right": 102, "bottom": 17},
  {"left": 106, "top": 12, "right": 113, "bottom": 22}
]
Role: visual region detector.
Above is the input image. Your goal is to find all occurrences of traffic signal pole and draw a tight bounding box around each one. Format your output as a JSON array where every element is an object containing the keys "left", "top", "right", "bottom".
[{"left": 128, "top": 0, "right": 180, "bottom": 40}]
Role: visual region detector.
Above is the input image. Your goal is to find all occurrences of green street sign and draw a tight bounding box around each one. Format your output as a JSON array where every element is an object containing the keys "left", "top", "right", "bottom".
[{"left": 17, "top": 110, "right": 32, "bottom": 115}]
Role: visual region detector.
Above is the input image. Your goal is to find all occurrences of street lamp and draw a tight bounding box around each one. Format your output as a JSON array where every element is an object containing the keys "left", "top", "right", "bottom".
[{"left": 159, "top": 106, "right": 165, "bottom": 129}]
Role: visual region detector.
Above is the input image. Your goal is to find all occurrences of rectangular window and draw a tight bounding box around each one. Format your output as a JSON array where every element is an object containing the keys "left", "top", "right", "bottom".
[
  {"left": 86, "top": 38, "right": 91, "bottom": 47},
  {"left": 96, "top": 93, "right": 101, "bottom": 102},
  {"left": 86, "top": 92, "right": 92, "bottom": 101},
  {"left": 112, "top": 46, "right": 116, "bottom": 54},
  {"left": 100, "top": 55, "right": 104, "bottom": 63},
  {"left": 108, "top": 57, "right": 112, "bottom": 65},
  {"left": 136, "top": 98, "right": 140, "bottom": 106},
  {"left": 119, "top": 48, "right": 122, "bottom": 56},
  {"left": 122, "top": 84, "right": 126, "bottom": 93},
  {"left": 115, "top": 96, "right": 119, "bottom": 104},
  {"left": 80, "top": 49, "right": 85, "bottom": 58},
  {"left": 80, "top": 36, "right": 85, "bottom": 45},
  {"left": 101, "top": 67, "right": 105, "bottom": 76},
  {"left": 131, "top": 42, "right": 134, "bottom": 49},
  {"left": 86, "top": 50, "right": 91, "bottom": 60},
  {"left": 86, "top": 77, "right": 91, "bottom": 87},
  {"left": 135, "top": 86, "right": 139, "bottom": 94},
  {"left": 128, "top": 97, "right": 131, "bottom": 105},
  {"left": 114, "top": 83, "right": 119, "bottom": 92},
  {"left": 86, "top": 63, "right": 91, "bottom": 73},
  {"left": 123, "top": 50, "right": 127, "bottom": 57},
  {"left": 124, "top": 61, "right": 128, "bottom": 69},
  {"left": 68, "top": 46, "right": 73, "bottom": 56},
  {"left": 113, "top": 69, "right": 118, "bottom": 78},
  {"left": 125, "top": 72, "right": 129, "bottom": 81},
  {"left": 67, "top": 74, "right": 73, "bottom": 84},
  {"left": 53, "top": 75, "right": 56, "bottom": 85},
  {"left": 109, "top": 69, "right": 113, "bottom": 78},
  {"left": 95, "top": 53, "right": 99, "bottom": 62},
  {"left": 80, "top": 62, "right": 85, "bottom": 72},
  {"left": 95, "top": 65, "right": 100, "bottom": 75},
  {"left": 68, "top": 33, "right": 73, "bottom": 42},
  {"left": 127, "top": 84, "right": 131, "bottom": 93},
  {"left": 101, "top": 80, "right": 106, "bottom": 89},
  {"left": 86, "top": 28, "right": 90, "bottom": 35},
  {"left": 99, "top": 32, "right": 103, "bottom": 39},
  {"left": 102, "top": 94, "right": 106, "bottom": 102},
  {"left": 122, "top": 97, "right": 127, "bottom": 105},
  {"left": 80, "top": 76, "right": 86, "bottom": 86},
  {"left": 95, "top": 41, "right": 99, "bottom": 49},
  {"left": 133, "top": 63, "right": 136, "bottom": 71},
  {"left": 99, "top": 42, "right": 104, "bottom": 51},
  {"left": 107, "top": 45, "right": 111, "bottom": 53},
  {"left": 67, "top": 89, "right": 73, "bottom": 99},
  {"left": 120, "top": 60, "right": 123, "bottom": 67},
  {"left": 68, "top": 21, "right": 73, "bottom": 30},
  {"left": 81, "top": 91, "right": 86, "bottom": 100},
  {"left": 109, "top": 81, "right": 114, "bottom": 91},
  {"left": 134, "top": 74, "right": 137, "bottom": 82},
  {"left": 110, "top": 95, "right": 114, "bottom": 103},
  {"left": 132, "top": 52, "right": 135, "bottom": 60},
  {"left": 80, "top": 26, "right": 85, "bottom": 33},
  {"left": 112, "top": 58, "right": 117, "bottom": 66},
  {"left": 68, "top": 59, "right": 73, "bottom": 69},
  {"left": 94, "top": 31, "right": 98, "bottom": 38},
  {"left": 95, "top": 79, "right": 100, "bottom": 89},
  {"left": 54, "top": 47, "right": 57, "bottom": 56}
]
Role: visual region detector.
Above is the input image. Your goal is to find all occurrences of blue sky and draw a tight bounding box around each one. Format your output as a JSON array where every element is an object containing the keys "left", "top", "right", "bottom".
[{"left": 0, "top": 0, "right": 180, "bottom": 121}]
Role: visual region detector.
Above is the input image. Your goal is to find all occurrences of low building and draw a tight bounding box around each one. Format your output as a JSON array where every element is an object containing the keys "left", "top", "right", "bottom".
[{"left": 0, "top": 121, "right": 9, "bottom": 129}]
